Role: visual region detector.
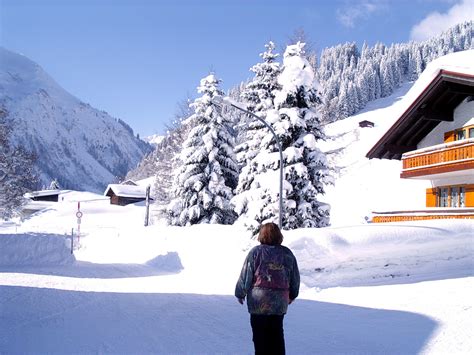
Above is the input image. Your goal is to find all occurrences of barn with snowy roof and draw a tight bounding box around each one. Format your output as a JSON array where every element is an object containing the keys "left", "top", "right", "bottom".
[
  {"left": 104, "top": 184, "right": 152, "bottom": 206},
  {"left": 24, "top": 189, "right": 63, "bottom": 202}
]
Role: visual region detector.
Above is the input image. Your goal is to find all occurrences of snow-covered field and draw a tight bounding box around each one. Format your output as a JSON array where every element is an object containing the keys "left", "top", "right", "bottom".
[
  {"left": 0, "top": 194, "right": 472, "bottom": 354},
  {"left": 1, "top": 60, "right": 473, "bottom": 354}
]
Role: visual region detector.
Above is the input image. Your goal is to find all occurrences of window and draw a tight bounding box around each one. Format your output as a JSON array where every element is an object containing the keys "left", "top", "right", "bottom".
[
  {"left": 437, "top": 186, "right": 466, "bottom": 207},
  {"left": 460, "top": 187, "right": 466, "bottom": 208},
  {"left": 451, "top": 187, "right": 460, "bottom": 207},
  {"left": 451, "top": 125, "right": 474, "bottom": 141},
  {"left": 456, "top": 129, "right": 466, "bottom": 141},
  {"left": 439, "top": 187, "right": 449, "bottom": 207}
]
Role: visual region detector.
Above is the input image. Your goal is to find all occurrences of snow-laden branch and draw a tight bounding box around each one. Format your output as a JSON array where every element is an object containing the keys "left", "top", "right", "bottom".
[{"left": 210, "top": 95, "right": 284, "bottom": 229}]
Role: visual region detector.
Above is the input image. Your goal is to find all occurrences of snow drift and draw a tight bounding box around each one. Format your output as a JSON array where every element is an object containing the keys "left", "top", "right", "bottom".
[{"left": 0, "top": 233, "right": 75, "bottom": 266}]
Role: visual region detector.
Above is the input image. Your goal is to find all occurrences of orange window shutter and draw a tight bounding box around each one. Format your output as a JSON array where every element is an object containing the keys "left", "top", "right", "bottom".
[
  {"left": 444, "top": 131, "right": 455, "bottom": 143},
  {"left": 465, "top": 184, "right": 474, "bottom": 207},
  {"left": 426, "top": 188, "right": 437, "bottom": 207}
]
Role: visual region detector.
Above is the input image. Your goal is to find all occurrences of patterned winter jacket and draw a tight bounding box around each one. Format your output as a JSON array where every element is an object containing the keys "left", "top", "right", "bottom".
[{"left": 235, "top": 244, "right": 300, "bottom": 315}]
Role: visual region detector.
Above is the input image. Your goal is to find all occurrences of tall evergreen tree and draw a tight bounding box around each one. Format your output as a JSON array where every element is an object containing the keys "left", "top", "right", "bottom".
[
  {"left": 232, "top": 42, "right": 283, "bottom": 234},
  {"left": 168, "top": 74, "right": 238, "bottom": 225},
  {"left": 273, "top": 42, "right": 332, "bottom": 229}
]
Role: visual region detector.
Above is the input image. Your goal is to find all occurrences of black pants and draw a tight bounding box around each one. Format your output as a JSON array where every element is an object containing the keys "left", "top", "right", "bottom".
[{"left": 250, "top": 314, "right": 285, "bottom": 355}]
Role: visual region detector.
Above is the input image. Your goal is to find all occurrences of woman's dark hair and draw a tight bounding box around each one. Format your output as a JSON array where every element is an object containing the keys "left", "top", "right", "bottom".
[{"left": 258, "top": 222, "right": 283, "bottom": 246}]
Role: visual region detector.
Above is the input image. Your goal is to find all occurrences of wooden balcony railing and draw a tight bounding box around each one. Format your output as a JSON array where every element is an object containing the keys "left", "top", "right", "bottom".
[
  {"left": 372, "top": 214, "right": 474, "bottom": 223},
  {"left": 401, "top": 139, "right": 474, "bottom": 178},
  {"left": 371, "top": 208, "right": 474, "bottom": 223}
]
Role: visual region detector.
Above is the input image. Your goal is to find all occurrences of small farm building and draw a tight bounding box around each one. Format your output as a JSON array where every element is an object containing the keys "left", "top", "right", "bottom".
[
  {"left": 104, "top": 184, "right": 152, "bottom": 206},
  {"left": 24, "top": 189, "right": 62, "bottom": 202}
]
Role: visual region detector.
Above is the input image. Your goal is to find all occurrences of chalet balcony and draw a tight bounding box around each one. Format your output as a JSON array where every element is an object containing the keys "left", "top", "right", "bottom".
[{"left": 401, "top": 138, "right": 474, "bottom": 179}]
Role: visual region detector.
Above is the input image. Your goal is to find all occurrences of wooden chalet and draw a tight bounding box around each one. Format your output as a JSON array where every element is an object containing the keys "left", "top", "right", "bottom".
[
  {"left": 22, "top": 189, "right": 69, "bottom": 217},
  {"left": 104, "top": 184, "right": 152, "bottom": 206},
  {"left": 367, "top": 55, "right": 474, "bottom": 222}
]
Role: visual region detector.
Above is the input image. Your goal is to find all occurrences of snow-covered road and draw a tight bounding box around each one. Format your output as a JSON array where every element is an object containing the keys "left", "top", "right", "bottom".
[{"left": 4, "top": 270, "right": 468, "bottom": 354}]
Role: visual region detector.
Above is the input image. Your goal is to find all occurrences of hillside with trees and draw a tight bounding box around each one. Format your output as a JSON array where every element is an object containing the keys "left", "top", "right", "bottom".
[
  {"left": 317, "top": 22, "right": 472, "bottom": 122},
  {"left": 127, "top": 21, "right": 473, "bottom": 232}
]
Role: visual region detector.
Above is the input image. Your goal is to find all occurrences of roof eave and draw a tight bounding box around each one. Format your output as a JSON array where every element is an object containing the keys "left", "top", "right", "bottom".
[{"left": 367, "top": 70, "right": 474, "bottom": 160}]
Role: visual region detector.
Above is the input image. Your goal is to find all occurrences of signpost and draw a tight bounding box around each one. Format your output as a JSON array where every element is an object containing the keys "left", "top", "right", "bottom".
[
  {"left": 70, "top": 228, "right": 74, "bottom": 254},
  {"left": 76, "top": 202, "right": 82, "bottom": 243}
]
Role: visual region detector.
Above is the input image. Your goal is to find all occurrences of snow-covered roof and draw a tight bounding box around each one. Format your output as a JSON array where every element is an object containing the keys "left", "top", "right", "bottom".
[
  {"left": 24, "top": 189, "right": 67, "bottom": 198},
  {"left": 104, "top": 184, "right": 149, "bottom": 199},
  {"left": 367, "top": 50, "right": 474, "bottom": 160}
]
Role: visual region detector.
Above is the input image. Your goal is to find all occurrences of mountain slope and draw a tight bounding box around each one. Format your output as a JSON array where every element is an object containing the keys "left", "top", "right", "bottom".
[
  {"left": 0, "top": 47, "right": 151, "bottom": 192},
  {"left": 320, "top": 81, "right": 429, "bottom": 225}
]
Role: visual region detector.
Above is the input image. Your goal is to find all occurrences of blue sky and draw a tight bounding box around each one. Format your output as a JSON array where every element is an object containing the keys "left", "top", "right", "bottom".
[{"left": 1, "top": 0, "right": 472, "bottom": 137}]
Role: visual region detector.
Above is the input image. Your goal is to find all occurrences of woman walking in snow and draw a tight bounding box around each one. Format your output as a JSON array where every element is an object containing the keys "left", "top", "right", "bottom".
[{"left": 235, "top": 222, "right": 300, "bottom": 355}]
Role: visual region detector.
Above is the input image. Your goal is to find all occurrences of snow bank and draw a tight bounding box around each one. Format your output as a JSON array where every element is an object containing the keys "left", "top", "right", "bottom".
[
  {"left": 286, "top": 219, "right": 473, "bottom": 288},
  {"left": 0, "top": 233, "right": 75, "bottom": 266},
  {"left": 145, "top": 251, "right": 184, "bottom": 272}
]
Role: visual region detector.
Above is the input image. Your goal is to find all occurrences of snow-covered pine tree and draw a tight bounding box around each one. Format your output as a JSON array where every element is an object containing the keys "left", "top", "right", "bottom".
[
  {"left": 153, "top": 114, "right": 192, "bottom": 224},
  {"left": 226, "top": 83, "right": 247, "bottom": 146},
  {"left": 231, "top": 41, "right": 283, "bottom": 234},
  {"left": 273, "top": 42, "right": 332, "bottom": 229},
  {"left": 288, "top": 28, "right": 318, "bottom": 72},
  {"left": 49, "top": 178, "right": 60, "bottom": 190},
  {"left": 0, "top": 109, "right": 39, "bottom": 220},
  {"left": 380, "top": 56, "right": 394, "bottom": 97},
  {"left": 168, "top": 74, "right": 239, "bottom": 226}
]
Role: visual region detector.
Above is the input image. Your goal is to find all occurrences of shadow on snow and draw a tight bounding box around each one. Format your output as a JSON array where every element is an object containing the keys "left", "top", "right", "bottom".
[
  {"left": 0, "top": 286, "right": 437, "bottom": 354},
  {"left": 0, "top": 253, "right": 184, "bottom": 279}
]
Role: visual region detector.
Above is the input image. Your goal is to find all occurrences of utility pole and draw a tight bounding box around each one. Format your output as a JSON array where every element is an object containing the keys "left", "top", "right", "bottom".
[{"left": 144, "top": 185, "right": 151, "bottom": 226}]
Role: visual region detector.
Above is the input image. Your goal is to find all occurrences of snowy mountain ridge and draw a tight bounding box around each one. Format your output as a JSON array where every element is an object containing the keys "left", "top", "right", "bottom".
[
  {"left": 0, "top": 47, "right": 152, "bottom": 192},
  {"left": 144, "top": 134, "right": 165, "bottom": 146}
]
